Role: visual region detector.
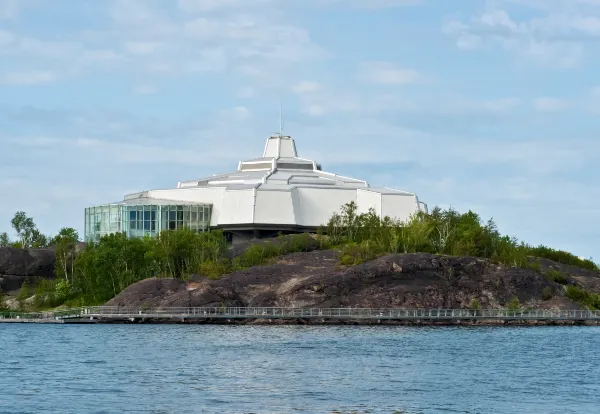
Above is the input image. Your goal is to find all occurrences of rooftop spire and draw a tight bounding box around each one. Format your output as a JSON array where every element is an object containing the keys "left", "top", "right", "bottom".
[{"left": 263, "top": 135, "right": 298, "bottom": 158}]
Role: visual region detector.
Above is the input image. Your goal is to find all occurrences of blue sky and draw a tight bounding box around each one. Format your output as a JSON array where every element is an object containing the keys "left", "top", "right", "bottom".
[{"left": 0, "top": 0, "right": 599, "bottom": 260}]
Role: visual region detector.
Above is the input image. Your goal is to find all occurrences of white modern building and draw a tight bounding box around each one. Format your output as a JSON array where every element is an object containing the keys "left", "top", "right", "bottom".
[{"left": 85, "top": 135, "right": 427, "bottom": 243}]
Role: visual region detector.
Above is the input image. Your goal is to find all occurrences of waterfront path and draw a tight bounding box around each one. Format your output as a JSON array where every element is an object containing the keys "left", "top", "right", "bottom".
[{"left": 3, "top": 307, "right": 600, "bottom": 324}]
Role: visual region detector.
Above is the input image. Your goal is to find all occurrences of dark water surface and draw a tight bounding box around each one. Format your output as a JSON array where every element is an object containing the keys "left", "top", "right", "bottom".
[{"left": 1, "top": 325, "right": 599, "bottom": 413}]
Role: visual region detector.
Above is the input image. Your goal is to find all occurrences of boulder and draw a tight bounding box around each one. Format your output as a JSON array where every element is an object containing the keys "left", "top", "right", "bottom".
[
  {"left": 107, "top": 252, "right": 594, "bottom": 310},
  {"left": 0, "top": 247, "right": 56, "bottom": 292},
  {"left": 0, "top": 247, "right": 55, "bottom": 278}
]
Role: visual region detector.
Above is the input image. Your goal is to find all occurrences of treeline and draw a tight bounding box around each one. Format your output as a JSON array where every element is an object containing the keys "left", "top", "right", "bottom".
[
  {"left": 326, "top": 202, "right": 598, "bottom": 271},
  {"left": 25, "top": 230, "right": 317, "bottom": 308},
  {"left": 0, "top": 211, "right": 55, "bottom": 249},
  {"left": 2, "top": 203, "right": 598, "bottom": 311}
]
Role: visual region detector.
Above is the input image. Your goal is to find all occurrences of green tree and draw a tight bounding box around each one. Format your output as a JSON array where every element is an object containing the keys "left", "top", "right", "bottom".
[
  {"left": 0, "top": 232, "right": 10, "bottom": 247},
  {"left": 11, "top": 211, "right": 36, "bottom": 248},
  {"left": 10, "top": 211, "right": 47, "bottom": 249},
  {"left": 52, "top": 227, "right": 80, "bottom": 282},
  {"left": 31, "top": 230, "right": 49, "bottom": 248}
]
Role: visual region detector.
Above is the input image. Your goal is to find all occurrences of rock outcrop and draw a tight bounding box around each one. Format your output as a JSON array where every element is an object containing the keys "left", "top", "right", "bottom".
[
  {"left": 0, "top": 247, "right": 56, "bottom": 293},
  {"left": 107, "top": 252, "right": 597, "bottom": 310}
]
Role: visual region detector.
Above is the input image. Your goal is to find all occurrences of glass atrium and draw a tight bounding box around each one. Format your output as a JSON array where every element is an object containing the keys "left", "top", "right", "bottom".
[{"left": 84, "top": 202, "right": 212, "bottom": 242}]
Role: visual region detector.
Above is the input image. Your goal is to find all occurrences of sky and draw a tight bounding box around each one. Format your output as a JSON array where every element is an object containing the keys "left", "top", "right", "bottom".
[{"left": 0, "top": 0, "right": 598, "bottom": 260}]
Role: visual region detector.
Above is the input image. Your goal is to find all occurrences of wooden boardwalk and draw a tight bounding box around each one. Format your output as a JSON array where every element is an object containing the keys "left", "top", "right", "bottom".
[{"left": 3, "top": 307, "right": 600, "bottom": 324}]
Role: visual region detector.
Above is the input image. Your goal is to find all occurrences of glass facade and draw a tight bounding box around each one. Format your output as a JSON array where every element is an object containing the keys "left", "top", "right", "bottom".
[{"left": 84, "top": 203, "right": 212, "bottom": 242}]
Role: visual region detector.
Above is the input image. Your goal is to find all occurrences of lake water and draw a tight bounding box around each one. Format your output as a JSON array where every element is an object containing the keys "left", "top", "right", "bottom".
[{"left": 1, "top": 325, "right": 599, "bottom": 413}]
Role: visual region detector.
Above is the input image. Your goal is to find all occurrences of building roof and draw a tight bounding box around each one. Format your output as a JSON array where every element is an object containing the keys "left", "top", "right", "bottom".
[
  {"left": 174, "top": 134, "right": 378, "bottom": 193},
  {"left": 94, "top": 133, "right": 426, "bottom": 231},
  {"left": 106, "top": 197, "right": 209, "bottom": 206},
  {"left": 118, "top": 134, "right": 419, "bottom": 201}
]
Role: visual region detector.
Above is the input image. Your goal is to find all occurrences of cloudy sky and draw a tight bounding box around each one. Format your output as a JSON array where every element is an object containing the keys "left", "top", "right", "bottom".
[{"left": 0, "top": 0, "right": 598, "bottom": 259}]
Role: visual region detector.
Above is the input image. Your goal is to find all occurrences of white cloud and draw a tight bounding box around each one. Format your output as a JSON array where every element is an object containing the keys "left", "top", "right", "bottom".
[
  {"left": 360, "top": 62, "right": 423, "bottom": 85},
  {"left": 480, "top": 98, "right": 520, "bottom": 112},
  {"left": 291, "top": 81, "right": 322, "bottom": 94},
  {"left": 479, "top": 9, "right": 521, "bottom": 33},
  {"left": 294, "top": 86, "right": 361, "bottom": 117},
  {"left": 533, "top": 97, "right": 570, "bottom": 111},
  {"left": 323, "top": 0, "right": 421, "bottom": 8},
  {"left": 236, "top": 86, "right": 255, "bottom": 98},
  {"left": 178, "top": 0, "right": 274, "bottom": 12},
  {"left": 0, "top": 29, "right": 15, "bottom": 47},
  {"left": 109, "top": 0, "right": 325, "bottom": 78},
  {"left": 291, "top": 115, "right": 593, "bottom": 175},
  {"left": 442, "top": 3, "right": 600, "bottom": 67},
  {"left": 0, "top": 70, "right": 57, "bottom": 85},
  {"left": 0, "top": 0, "right": 325, "bottom": 87},
  {"left": 351, "top": 0, "right": 421, "bottom": 7},
  {"left": 178, "top": 0, "right": 422, "bottom": 11},
  {"left": 586, "top": 86, "right": 600, "bottom": 112},
  {"left": 123, "top": 41, "right": 163, "bottom": 56},
  {"left": 291, "top": 79, "right": 521, "bottom": 118},
  {"left": 230, "top": 106, "right": 251, "bottom": 121},
  {"left": 79, "top": 49, "right": 123, "bottom": 64}
]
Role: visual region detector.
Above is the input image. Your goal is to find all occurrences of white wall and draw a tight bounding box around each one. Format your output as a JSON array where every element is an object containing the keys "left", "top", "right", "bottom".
[
  {"left": 356, "top": 189, "right": 382, "bottom": 216},
  {"left": 254, "top": 190, "right": 296, "bottom": 224},
  {"left": 295, "top": 187, "right": 356, "bottom": 227},
  {"left": 145, "top": 186, "right": 423, "bottom": 228},
  {"left": 218, "top": 189, "right": 255, "bottom": 225},
  {"left": 381, "top": 194, "right": 419, "bottom": 222}
]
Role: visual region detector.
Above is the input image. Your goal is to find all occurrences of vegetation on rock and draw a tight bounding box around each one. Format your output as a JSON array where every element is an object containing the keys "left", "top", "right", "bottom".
[
  {"left": 565, "top": 286, "right": 600, "bottom": 310},
  {"left": 1, "top": 202, "right": 598, "bottom": 310},
  {"left": 327, "top": 202, "right": 598, "bottom": 271}
]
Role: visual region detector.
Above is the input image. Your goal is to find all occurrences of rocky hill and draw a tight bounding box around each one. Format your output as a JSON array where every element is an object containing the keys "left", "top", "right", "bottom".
[
  {"left": 107, "top": 250, "right": 600, "bottom": 310},
  {"left": 0, "top": 247, "right": 55, "bottom": 293}
]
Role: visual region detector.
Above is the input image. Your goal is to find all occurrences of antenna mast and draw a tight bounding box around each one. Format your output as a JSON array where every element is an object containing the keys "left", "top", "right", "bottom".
[{"left": 279, "top": 84, "right": 284, "bottom": 137}]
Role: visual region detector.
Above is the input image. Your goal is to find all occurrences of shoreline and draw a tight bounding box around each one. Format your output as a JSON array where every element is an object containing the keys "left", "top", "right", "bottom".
[{"left": 3, "top": 317, "right": 600, "bottom": 326}]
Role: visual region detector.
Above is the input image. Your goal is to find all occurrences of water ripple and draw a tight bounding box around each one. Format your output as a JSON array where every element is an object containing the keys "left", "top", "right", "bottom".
[{"left": 1, "top": 324, "right": 599, "bottom": 413}]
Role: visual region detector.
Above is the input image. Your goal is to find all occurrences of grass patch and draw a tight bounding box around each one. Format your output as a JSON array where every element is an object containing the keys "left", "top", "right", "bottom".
[
  {"left": 339, "top": 241, "right": 385, "bottom": 265},
  {"left": 541, "top": 286, "right": 554, "bottom": 301},
  {"left": 565, "top": 286, "right": 600, "bottom": 310},
  {"left": 506, "top": 296, "right": 520, "bottom": 310},
  {"left": 545, "top": 269, "right": 568, "bottom": 285}
]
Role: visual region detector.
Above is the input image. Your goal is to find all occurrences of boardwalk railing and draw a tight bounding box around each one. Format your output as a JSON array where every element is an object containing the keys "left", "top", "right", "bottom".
[
  {"left": 66, "top": 306, "right": 600, "bottom": 321},
  {"left": 4, "top": 307, "right": 600, "bottom": 322},
  {"left": 0, "top": 311, "right": 45, "bottom": 320}
]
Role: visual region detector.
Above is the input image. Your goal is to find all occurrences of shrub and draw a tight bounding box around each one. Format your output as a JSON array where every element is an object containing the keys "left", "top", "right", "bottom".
[
  {"left": 470, "top": 298, "right": 481, "bottom": 309},
  {"left": 545, "top": 269, "right": 568, "bottom": 285},
  {"left": 506, "top": 296, "right": 520, "bottom": 310},
  {"left": 236, "top": 243, "right": 281, "bottom": 268},
  {"left": 198, "top": 259, "right": 231, "bottom": 279},
  {"left": 529, "top": 245, "right": 598, "bottom": 271},
  {"left": 325, "top": 202, "right": 600, "bottom": 272},
  {"left": 279, "top": 233, "right": 315, "bottom": 254},
  {"left": 565, "top": 286, "right": 600, "bottom": 310},
  {"left": 525, "top": 260, "right": 541, "bottom": 271},
  {"left": 16, "top": 280, "right": 33, "bottom": 310},
  {"left": 339, "top": 240, "right": 384, "bottom": 265},
  {"left": 541, "top": 286, "right": 554, "bottom": 301}
]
